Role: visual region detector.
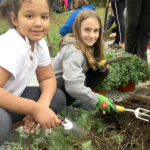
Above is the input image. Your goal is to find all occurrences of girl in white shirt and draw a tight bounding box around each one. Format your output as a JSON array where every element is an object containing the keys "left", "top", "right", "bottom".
[{"left": 0, "top": 0, "right": 66, "bottom": 144}]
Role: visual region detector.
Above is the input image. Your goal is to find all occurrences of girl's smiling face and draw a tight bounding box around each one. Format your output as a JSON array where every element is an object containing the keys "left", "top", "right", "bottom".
[
  {"left": 80, "top": 17, "right": 100, "bottom": 47},
  {"left": 11, "top": 0, "right": 50, "bottom": 48}
]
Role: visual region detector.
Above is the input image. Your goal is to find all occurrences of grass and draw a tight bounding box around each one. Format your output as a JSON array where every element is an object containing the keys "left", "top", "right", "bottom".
[{"left": 0, "top": 17, "right": 11, "bottom": 34}]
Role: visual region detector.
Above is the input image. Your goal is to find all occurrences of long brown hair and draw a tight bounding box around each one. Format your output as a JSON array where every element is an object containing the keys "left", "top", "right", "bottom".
[{"left": 71, "top": 9, "right": 105, "bottom": 69}]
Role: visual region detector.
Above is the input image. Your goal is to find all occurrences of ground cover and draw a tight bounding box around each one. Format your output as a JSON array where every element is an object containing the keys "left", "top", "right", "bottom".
[{"left": 5, "top": 85, "right": 150, "bottom": 150}]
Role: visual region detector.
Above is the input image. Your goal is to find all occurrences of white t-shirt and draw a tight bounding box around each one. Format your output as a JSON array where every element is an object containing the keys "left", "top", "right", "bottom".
[{"left": 0, "top": 29, "right": 51, "bottom": 96}]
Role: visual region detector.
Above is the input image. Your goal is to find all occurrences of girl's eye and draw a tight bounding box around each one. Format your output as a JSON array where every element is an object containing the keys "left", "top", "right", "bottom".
[
  {"left": 85, "top": 28, "right": 90, "bottom": 32},
  {"left": 26, "top": 14, "right": 32, "bottom": 18},
  {"left": 94, "top": 29, "right": 99, "bottom": 33},
  {"left": 42, "top": 15, "right": 49, "bottom": 19}
]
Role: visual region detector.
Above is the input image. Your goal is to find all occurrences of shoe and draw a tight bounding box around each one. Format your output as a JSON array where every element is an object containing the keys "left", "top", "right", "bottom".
[
  {"left": 72, "top": 100, "right": 91, "bottom": 110},
  {"left": 108, "top": 42, "right": 125, "bottom": 53},
  {"left": 108, "top": 43, "right": 120, "bottom": 49}
]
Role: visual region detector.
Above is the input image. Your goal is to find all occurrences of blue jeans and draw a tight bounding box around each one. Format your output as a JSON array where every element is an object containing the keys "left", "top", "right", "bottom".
[{"left": 0, "top": 87, "right": 66, "bottom": 145}]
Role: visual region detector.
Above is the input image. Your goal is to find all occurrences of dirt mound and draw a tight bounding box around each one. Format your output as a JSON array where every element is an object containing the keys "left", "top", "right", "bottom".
[{"left": 92, "top": 87, "right": 150, "bottom": 150}]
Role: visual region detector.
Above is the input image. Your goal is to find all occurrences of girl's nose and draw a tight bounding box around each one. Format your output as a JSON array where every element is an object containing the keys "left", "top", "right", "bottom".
[
  {"left": 89, "top": 31, "right": 95, "bottom": 38},
  {"left": 34, "top": 18, "right": 42, "bottom": 27}
]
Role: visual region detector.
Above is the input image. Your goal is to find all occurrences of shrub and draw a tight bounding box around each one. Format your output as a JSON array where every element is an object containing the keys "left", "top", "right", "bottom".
[{"left": 95, "top": 52, "right": 150, "bottom": 90}]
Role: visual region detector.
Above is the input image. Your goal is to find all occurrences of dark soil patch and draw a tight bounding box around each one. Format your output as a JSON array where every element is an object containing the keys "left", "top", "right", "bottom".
[{"left": 91, "top": 87, "right": 150, "bottom": 150}]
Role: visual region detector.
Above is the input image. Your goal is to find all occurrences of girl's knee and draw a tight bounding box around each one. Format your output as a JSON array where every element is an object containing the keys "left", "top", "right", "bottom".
[
  {"left": 50, "top": 88, "right": 66, "bottom": 113},
  {"left": 56, "top": 88, "right": 67, "bottom": 106}
]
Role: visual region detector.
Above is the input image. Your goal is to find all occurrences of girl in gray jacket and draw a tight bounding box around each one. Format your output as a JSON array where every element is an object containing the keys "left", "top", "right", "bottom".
[{"left": 53, "top": 10, "right": 117, "bottom": 112}]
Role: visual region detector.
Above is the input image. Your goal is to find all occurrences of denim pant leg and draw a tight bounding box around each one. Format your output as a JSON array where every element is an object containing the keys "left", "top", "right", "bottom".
[{"left": 0, "top": 108, "right": 12, "bottom": 145}]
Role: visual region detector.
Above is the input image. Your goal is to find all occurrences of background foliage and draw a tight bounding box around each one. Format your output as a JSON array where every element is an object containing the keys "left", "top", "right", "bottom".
[{"left": 88, "top": 0, "right": 107, "bottom": 7}]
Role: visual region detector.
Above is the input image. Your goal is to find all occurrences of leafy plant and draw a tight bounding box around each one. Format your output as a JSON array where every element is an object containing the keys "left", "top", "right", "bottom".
[
  {"left": 88, "top": 0, "right": 107, "bottom": 7},
  {"left": 115, "top": 53, "right": 150, "bottom": 86},
  {"left": 112, "top": 134, "right": 123, "bottom": 143},
  {"left": 95, "top": 52, "right": 150, "bottom": 90},
  {"left": 8, "top": 108, "right": 105, "bottom": 150},
  {"left": 95, "top": 63, "right": 120, "bottom": 91},
  {"left": 81, "top": 140, "right": 94, "bottom": 150}
]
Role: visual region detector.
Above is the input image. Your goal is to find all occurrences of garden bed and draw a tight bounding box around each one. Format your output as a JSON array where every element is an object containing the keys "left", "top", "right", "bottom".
[
  {"left": 92, "top": 87, "right": 150, "bottom": 150},
  {"left": 1, "top": 87, "right": 150, "bottom": 150}
]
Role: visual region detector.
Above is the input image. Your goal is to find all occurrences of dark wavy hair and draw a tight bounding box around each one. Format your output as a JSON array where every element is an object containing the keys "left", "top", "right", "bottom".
[{"left": 0, "top": 0, "right": 53, "bottom": 26}]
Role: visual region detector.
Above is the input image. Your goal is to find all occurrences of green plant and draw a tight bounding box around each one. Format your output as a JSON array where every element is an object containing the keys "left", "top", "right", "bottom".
[
  {"left": 95, "top": 52, "right": 150, "bottom": 90},
  {"left": 88, "top": 0, "right": 107, "bottom": 7},
  {"left": 8, "top": 108, "right": 105, "bottom": 150},
  {"left": 95, "top": 52, "right": 120, "bottom": 90},
  {"left": 95, "top": 63, "right": 120, "bottom": 91},
  {"left": 115, "top": 53, "right": 150, "bottom": 86},
  {"left": 81, "top": 140, "right": 95, "bottom": 150},
  {"left": 112, "top": 134, "right": 123, "bottom": 143}
]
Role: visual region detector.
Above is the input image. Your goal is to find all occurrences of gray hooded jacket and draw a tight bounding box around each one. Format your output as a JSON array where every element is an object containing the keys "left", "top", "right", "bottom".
[{"left": 52, "top": 38, "right": 99, "bottom": 107}]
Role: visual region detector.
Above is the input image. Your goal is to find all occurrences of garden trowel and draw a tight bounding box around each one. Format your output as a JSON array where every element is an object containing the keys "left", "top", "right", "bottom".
[{"left": 58, "top": 115, "right": 87, "bottom": 137}]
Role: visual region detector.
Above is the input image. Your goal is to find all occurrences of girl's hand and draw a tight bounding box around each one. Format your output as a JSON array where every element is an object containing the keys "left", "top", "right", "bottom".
[
  {"left": 96, "top": 94, "right": 119, "bottom": 113},
  {"left": 23, "top": 115, "right": 38, "bottom": 133},
  {"left": 31, "top": 103, "right": 62, "bottom": 129},
  {"left": 94, "top": 58, "right": 109, "bottom": 72}
]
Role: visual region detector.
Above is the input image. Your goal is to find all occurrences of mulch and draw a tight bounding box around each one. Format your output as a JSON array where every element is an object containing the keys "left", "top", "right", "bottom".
[{"left": 90, "top": 86, "right": 150, "bottom": 150}]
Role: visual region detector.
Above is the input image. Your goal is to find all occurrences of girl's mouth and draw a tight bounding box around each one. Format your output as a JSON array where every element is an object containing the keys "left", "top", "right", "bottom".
[{"left": 31, "top": 30, "right": 43, "bottom": 36}]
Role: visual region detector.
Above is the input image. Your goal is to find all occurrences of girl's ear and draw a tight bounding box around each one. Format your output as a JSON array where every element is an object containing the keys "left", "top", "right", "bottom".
[{"left": 10, "top": 12, "right": 17, "bottom": 27}]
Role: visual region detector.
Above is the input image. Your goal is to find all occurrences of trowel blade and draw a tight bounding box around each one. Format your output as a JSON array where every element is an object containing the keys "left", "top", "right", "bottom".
[{"left": 62, "top": 118, "right": 87, "bottom": 137}]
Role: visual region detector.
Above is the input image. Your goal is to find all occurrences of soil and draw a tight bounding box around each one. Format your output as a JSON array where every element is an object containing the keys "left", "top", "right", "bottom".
[{"left": 91, "top": 86, "right": 150, "bottom": 150}]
